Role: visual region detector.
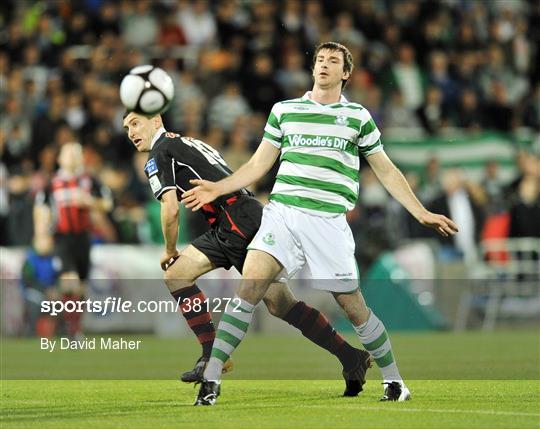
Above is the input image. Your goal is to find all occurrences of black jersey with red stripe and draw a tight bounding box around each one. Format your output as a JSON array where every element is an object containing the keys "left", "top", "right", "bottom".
[
  {"left": 36, "top": 170, "right": 104, "bottom": 234},
  {"left": 144, "top": 130, "right": 252, "bottom": 224}
]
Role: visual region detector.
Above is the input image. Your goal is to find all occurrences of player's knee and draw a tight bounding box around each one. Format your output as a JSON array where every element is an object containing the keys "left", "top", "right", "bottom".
[{"left": 163, "top": 259, "right": 195, "bottom": 290}]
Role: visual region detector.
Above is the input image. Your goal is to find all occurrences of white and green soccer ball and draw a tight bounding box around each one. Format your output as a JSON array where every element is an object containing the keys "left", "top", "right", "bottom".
[{"left": 119, "top": 65, "right": 174, "bottom": 116}]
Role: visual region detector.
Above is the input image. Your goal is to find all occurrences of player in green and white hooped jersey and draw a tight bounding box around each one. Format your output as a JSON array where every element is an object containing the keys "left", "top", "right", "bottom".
[{"left": 183, "top": 42, "right": 459, "bottom": 405}]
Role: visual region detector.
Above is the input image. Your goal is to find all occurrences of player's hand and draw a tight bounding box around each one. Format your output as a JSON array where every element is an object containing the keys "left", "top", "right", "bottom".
[
  {"left": 160, "top": 249, "right": 180, "bottom": 271},
  {"left": 181, "top": 179, "right": 221, "bottom": 212},
  {"left": 417, "top": 211, "right": 459, "bottom": 237}
]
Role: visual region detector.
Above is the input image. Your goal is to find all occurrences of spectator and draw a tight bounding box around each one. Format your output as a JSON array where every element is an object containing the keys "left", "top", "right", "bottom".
[
  {"left": 483, "top": 81, "right": 514, "bottom": 132},
  {"left": 21, "top": 45, "right": 48, "bottom": 98},
  {"left": 428, "top": 51, "right": 458, "bottom": 107},
  {"left": 158, "top": 13, "right": 187, "bottom": 47},
  {"left": 208, "top": 82, "right": 251, "bottom": 132},
  {"left": 177, "top": 0, "right": 217, "bottom": 47},
  {"left": 416, "top": 86, "right": 448, "bottom": 135},
  {"left": 30, "top": 93, "right": 66, "bottom": 166},
  {"left": 303, "top": 1, "right": 325, "bottom": 46},
  {"left": 522, "top": 84, "right": 540, "bottom": 130},
  {"left": 331, "top": 12, "right": 365, "bottom": 49},
  {"left": 454, "top": 51, "right": 481, "bottom": 94},
  {"left": 281, "top": 0, "right": 303, "bottom": 36},
  {"left": 419, "top": 156, "right": 442, "bottom": 204},
  {"left": 275, "top": 50, "right": 310, "bottom": 100},
  {"left": 480, "top": 45, "right": 528, "bottom": 106},
  {"left": 20, "top": 234, "right": 60, "bottom": 337},
  {"left": 65, "top": 10, "right": 92, "bottom": 45},
  {"left": 509, "top": 175, "right": 540, "bottom": 238},
  {"left": 482, "top": 160, "right": 506, "bottom": 214},
  {"left": 245, "top": 53, "right": 283, "bottom": 114},
  {"left": 430, "top": 169, "right": 484, "bottom": 263},
  {"left": 506, "top": 152, "right": 539, "bottom": 202},
  {"left": 121, "top": 0, "right": 159, "bottom": 48},
  {"left": 453, "top": 89, "right": 484, "bottom": 131},
  {"left": 454, "top": 21, "right": 481, "bottom": 52},
  {"left": 388, "top": 43, "right": 425, "bottom": 110},
  {"left": 92, "top": 2, "right": 121, "bottom": 36},
  {"left": 1, "top": 98, "right": 32, "bottom": 166},
  {"left": 64, "top": 91, "right": 86, "bottom": 131},
  {"left": 215, "top": 0, "right": 249, "bottom": 48},
  {"left": 383, "top": 90, "right": 422, "bottom": 131},
  {"left": 6, "top": 168, "right": 34, "bottom": 246}
]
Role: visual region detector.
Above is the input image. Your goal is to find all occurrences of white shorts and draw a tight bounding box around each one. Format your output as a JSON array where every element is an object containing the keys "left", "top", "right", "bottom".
[{"left": 248, "top": 201, "right": 359, "bottom": 293}]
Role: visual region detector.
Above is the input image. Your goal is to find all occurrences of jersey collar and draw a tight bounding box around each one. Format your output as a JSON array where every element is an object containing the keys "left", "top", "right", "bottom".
[
  {"left": 151, "top": 127, "right": 166, "bottom": 150},
  {"left": 301, "top": 91, "right": 348, "bottom": 106}
]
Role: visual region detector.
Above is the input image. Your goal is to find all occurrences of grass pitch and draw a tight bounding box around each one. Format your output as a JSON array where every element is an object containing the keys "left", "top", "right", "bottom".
[{"left": 1, "top": 331, "right": 539, "bottom": 428}]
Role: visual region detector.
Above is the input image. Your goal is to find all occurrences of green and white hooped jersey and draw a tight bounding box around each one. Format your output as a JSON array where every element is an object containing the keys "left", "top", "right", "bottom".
[{"left": 263, "top": 91, "right": 383, "bottom": 216}]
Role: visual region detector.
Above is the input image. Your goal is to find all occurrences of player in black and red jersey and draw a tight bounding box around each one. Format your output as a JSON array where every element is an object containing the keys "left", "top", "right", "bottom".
[
  {"left": 34, "top": 142, "right": 112, "bottom": 337},
  {"left": 123, "top": 111, "right": 371, "bottom": 395}
]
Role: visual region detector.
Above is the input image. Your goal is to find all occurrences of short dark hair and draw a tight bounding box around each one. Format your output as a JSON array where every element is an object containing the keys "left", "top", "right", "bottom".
[
  {"left": 122, "top": 110, "right": 160, "bottom": 120},
  {"left": 312, "top": 42, "right": 354, "bottom": 88}
]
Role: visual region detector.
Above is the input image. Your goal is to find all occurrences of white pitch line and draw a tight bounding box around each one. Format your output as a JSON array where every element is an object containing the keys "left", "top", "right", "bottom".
[{"left": 292, "top": 404, "right": 540, "bottom": 418}]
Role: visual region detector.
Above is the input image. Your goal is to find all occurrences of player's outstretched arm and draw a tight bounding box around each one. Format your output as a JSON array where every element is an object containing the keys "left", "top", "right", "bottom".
[
  {"left": 182, "top": 140, "right": 280, "bottom": 211},
  {"left": 160, "top": 190, "right": 180, "bottom": 270},
  {"left": 366, "top": 151, "right": 459, "bottom": 237}
]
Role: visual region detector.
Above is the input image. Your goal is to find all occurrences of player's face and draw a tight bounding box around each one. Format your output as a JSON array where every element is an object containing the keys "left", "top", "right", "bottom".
[
  {"left": 58, "top": 143, "right": 83, "bottom": 171},
  {"left": 123, "top": 113, "right": 154, "bottom": 152},
  {"left": 312, "top": 49, "right": 350, "bottom": 90}
]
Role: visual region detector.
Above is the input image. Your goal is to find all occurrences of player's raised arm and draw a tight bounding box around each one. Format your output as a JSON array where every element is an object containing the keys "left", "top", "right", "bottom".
[
  {"left": 366, "top": 150, "right": 459, "bottom": 237},
  {"left": 159, "top": 189, "right": 180, "bottom": 270},
  {"left": 182, "top": 140, "right": 280, "bottom": 211}
]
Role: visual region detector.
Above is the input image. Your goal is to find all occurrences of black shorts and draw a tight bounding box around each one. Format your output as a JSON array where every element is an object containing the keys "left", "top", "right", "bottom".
[
  {"left": 191, "top": 196, "right": 263, "bottom": 273},
  {"left": 55, "top": 232, "right": 91, "bottom": 280}
]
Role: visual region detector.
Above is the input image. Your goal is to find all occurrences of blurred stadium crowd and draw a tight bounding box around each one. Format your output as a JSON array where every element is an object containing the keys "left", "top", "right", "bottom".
[{"left": 1, "top": 0, "right": 539, "bottom": 268}]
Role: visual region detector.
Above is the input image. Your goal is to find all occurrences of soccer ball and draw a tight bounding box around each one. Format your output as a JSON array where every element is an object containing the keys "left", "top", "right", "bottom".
[{"left": 119, "top": 65, "right": 174, "bottom": 116}]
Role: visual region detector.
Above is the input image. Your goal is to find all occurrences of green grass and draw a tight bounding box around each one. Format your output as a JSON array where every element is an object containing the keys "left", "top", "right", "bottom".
[
  {"left": 2, "top": 380, "right": 539, "bottom": 429},
  {"left": 1, "top": 331, "right": 539, "bottom": 428}
]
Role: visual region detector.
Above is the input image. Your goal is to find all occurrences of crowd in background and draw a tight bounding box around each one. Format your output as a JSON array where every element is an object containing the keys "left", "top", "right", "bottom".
[{"left": 1, "top": 0, "right": 539, "bottom": 270}]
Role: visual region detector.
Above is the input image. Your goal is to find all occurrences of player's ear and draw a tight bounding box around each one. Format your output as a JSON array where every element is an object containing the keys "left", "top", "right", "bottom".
[{"left": 153, "top": 114, "right": 162, "bottom": 129}]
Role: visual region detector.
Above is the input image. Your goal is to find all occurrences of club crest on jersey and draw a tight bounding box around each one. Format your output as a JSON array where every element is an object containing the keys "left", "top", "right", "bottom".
[
  {"left": 144, "top": 158, "right": 158, "bottom": 176},
  {"left": 335, "top": 115, "right": 349, "bottom": 126},
  {"left": 263, "top": 232, "right": 276, "bottom": 246}
]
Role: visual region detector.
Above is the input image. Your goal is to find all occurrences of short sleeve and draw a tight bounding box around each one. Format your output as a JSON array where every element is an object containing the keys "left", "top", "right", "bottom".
[
  {"left": 144, "top": 149, "right": 176, "bottom": 200},
  {"left": 356, "top": 110, "right": 383, "bottom": 157},
  {"left": 261, "top": 103, "right": 283, "bottom": 149}
]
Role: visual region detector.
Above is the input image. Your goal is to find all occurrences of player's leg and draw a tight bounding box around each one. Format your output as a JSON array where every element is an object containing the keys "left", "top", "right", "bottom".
[
  {"left": 195, "top": 201, "right": 302, "bottom": 405},
  {"left": 56, "top": 234, "right": 85, "bottom": 338},
  {"left": 333, "top": 290, "right": 410, "bottom": 401},
  {"left": 199, "top": 250, "right": 280, "bottom": 384},
  {"left": 299, "top": 212, "right": 408, "bottom": 400},
  {"left": 304, "top": 213, "right": 409, "bottom": 401},
  {"left": 67, "top": 232, "right": 92, "bottom": 338},
  {"left": 163, "top": 244, "right": 217, "bottom": 368},
  {"left": 262, "top": 283, "right": 362, "bottom": 373}
]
